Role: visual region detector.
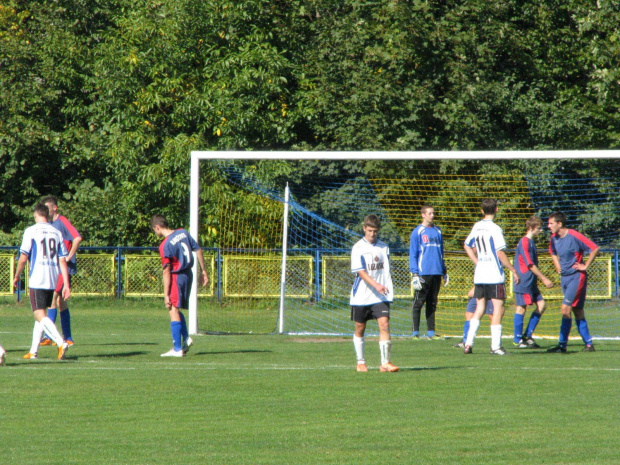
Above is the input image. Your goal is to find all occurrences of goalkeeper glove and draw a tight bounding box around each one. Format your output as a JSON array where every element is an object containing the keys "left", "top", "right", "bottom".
[
  {"left": 411, "top": 274, "right": 424, "bottom": 291},
  {"left": 443, "top": 274, "right": 449, "bottom": 287}
]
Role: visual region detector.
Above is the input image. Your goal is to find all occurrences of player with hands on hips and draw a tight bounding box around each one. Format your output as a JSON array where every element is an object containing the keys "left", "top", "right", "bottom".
[
  {"left": 350, "top": 215, "right": 398, "bottom": 372},
  {"left": 546, "top": 212, "right": 599, "bottom": 353},
  {"left": 409, "top": 205, "right": 448, "bottom": 339}
]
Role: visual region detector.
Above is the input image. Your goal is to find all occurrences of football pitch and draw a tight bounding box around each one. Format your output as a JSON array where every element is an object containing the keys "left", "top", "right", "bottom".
[{"left": 1, "top": 297, "right": 618, "bottom": 465}]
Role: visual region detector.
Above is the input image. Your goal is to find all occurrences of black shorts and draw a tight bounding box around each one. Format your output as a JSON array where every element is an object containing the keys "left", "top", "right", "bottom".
[
  {"left": 29, "top": 289, "right": 54, "bottom": 311},
  {"left": 351, "top": 302, "right": 390, "bottom": 323},
  {"left": 474, "top": 284, "right": 506, "bottom": 301}
]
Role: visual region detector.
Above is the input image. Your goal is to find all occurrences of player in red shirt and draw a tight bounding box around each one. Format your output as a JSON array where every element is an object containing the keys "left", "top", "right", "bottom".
[
  {"left": 547, "top": 212, "right": 599, "bottom": 352},
  {"left": 152, "top": 214, "right": 209, "bottom": 357},
  {"left": 40, "top": 195, "right": 82, "bottom": 346}
]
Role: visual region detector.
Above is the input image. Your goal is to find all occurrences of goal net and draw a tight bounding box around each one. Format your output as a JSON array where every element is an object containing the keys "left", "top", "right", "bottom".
[{"left": 189, "top": 152, "right": 620, "bottom": 340}]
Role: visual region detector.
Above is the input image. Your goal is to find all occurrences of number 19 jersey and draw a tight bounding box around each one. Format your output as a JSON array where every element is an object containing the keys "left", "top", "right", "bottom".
[
  {"left": 464, "top": 219, "right": 507, "bottom": 285},
  {"left": 19, "top": 223, "right": 69, "bottom": 290}
]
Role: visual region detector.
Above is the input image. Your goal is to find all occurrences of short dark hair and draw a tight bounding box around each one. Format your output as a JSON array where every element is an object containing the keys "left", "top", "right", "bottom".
[
  {"left": 420, "top": 204, "right": 434, "bottom": 214},
  {"left": 151, "top": 214, "right": 169, "bottom": 229},
  {"left": 34, "top": 202, "right": 49, "bottom": 219},
  {"left": 481, "top": 199, "right": 498, "bottom": 215},
  {"left": 549, "top": 211, "right": 567, "bottom": 228},
  {"left": 41, "top": 195, "right": 58, "bottom": 206},
  {"left": 363, "top": 214, "right": 381, "bottom": 229}
]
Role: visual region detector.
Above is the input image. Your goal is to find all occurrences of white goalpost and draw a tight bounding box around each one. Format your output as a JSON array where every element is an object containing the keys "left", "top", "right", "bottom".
[{"left": 187, "top": 150, "right": 619, "bottom": 335}]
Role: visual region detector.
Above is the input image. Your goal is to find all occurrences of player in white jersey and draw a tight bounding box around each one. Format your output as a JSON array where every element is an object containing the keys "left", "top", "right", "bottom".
[
  {"left": 350, "top": 215, "right": 398, "bottom": 372},
  {"left": 13, "top": 203, "right": 71, "bottom": 360},
  {"left": 463, "top": 199, "right": 519, "bottom": 355}
]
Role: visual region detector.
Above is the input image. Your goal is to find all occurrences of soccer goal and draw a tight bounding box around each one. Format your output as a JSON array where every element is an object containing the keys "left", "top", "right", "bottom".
[{"left": 189, "top": 151, "right": 620, "bottom": 339}]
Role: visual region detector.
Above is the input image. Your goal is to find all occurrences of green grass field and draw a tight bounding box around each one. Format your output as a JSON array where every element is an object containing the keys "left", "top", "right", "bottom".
[{"left": 1, "top": 297, "right": 618, "bottom": 465}]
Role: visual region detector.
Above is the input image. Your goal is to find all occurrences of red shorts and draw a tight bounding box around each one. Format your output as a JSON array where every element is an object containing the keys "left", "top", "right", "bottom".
[{"left": 55, "top": 274, "right": 72, "bottom": 293}]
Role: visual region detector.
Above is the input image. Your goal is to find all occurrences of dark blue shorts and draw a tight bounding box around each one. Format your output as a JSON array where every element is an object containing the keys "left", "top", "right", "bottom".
[
  {"left": 561, "top": 272, "right": 587, "bottom": 308},
  {"left": 465, "top": 298, "right": 493, "bottom": 315},
  {"left": 515, "top": 288, "right": 544, "bottom": 307},
  {"left": 170, "top": 271, "right": 193, "bottom": 310}
]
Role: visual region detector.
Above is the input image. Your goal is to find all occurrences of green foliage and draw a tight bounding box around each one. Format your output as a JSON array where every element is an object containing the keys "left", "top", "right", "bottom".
[{"left": 1, "top": 0, "right": 619, "bottom": 245}]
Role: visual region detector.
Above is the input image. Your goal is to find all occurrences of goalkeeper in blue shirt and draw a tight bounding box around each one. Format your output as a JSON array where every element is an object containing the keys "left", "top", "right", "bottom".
[{"left": 409, "top": 205, "right": 448, "bottom": 339}]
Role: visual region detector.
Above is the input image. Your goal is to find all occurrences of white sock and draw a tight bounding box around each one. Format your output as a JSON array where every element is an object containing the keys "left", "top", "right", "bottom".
[
  {"left": 379, "top": 340, "right": 391, "bottom": 366},
  {"left": 40, "top": 317, "right": 64, "bottom": 346},
  {"left": 353, "top": 336, "right": 365, "bottom": 363},
  {"left": 30, "top": 321, "right": 45, "bottom": 354},
  {"left": 491, "top": 324, "right": 503, "bottom": 350},
  {"left": 465, "top": 319, "right": 481, "bottom": 346}
]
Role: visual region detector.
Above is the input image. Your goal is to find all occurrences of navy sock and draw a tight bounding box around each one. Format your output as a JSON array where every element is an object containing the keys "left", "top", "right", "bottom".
[
  {"left": 513, "top": 313, "right": 524, "bottom": 343},
  {"left": 559, "top": 317, "right": 572, "bottom": 346},
  {"left": 525, "top": 311, "right": 542, "bottom": 339},
  {"left": 170, "top": 321, "right": 183, "bottom": 351},
  {"left": 43, "top": 308, "right": 58, "bottom": 339},
  {"left": 179, "top": 312, "right": 189, "bottom": 342},
  {"left": 60, "top": 309, "right": 72, "bottom": 341},
  {"left": 576, "top": 319, "right": 593, "bottom": 345}
]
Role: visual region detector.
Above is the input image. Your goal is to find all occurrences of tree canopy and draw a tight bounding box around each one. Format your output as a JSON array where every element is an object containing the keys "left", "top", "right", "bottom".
[{"left": 1, "top": 0, "right": 619, "bottom": 246}]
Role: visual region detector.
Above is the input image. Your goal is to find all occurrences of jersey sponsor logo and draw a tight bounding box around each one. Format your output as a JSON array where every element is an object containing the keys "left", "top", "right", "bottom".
[
  {"left": 422, "top": 235, "right": 429, "bottom": 243},
  {"left": 367, "top": 261, "right": 385, "bottom": 271}
]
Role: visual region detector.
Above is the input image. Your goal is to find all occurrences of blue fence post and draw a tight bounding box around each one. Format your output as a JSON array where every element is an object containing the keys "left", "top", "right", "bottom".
[
  {"left": 117, "top": 246, "right": 123, "bottom": 298},
  {"left": 615, "top": 251, "right": 619, "bottom": 298},
  {"left": 315, "top": 248, "right": 321, "bottom": 302}
]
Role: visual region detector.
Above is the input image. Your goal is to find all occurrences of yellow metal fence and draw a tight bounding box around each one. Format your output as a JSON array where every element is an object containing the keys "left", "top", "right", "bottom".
[{"left": 1, "top": 249, "right": 615, "bottom": 300}]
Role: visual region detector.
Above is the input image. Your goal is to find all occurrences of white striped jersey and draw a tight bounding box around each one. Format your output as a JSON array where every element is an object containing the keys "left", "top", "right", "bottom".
[
  {"left": 350, "top": 237, "right": 393, "bottom": 306},
  {"left": 19, "top": 222, "right": 69, "bottom": 290},
  {"left": 464, "top": 219, "right": 507, "bottom": 284}
]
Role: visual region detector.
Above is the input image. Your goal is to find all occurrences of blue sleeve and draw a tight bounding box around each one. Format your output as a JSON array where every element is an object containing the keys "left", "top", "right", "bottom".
[
  {"left": 440, "top": 230, "right": 446, "bottom": 275},
  {"left": 187, "top": 232, "right": 200, "bottom": 252},
  {"left": 409, "top": 229, "right": 419, "bottom": 274}
]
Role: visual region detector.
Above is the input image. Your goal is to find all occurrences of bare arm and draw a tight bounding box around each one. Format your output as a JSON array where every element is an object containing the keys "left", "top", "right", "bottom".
[
  {"left": 357, "top": 269, "right": 388, "bottom": 296},
  {"left": 66, "top": 236, "right": 82, "bottom": 262},
  {"left": 464, "top": 244, "right": 478, "bottom": 265},
  {"left": 528, "top": 264, "right": 553, "bottom": 288},
  {"left": 13, "top": 254, "right": 28, "bottom": 287},
  {"left": 573, "top": 246, "right": 599, "bottom": 271},
  {"left": 551, "top": 255, "right": 561, "bottom": 274},
  {"left": 497, "top": 250, "right": 520, "bottom": 284},
  {"left": 195, "top": 249, "right": 209, "bottom": 286},
  {"left": 59, "top": 257, "right": 71, "bottom": 300},
  {"left": 162, "top": 265, "right": 172, "bottom": 309}
]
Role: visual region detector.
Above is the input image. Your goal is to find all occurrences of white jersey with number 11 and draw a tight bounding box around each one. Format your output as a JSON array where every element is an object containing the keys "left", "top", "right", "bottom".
[{"left": 464, "top": 219, "right": 507, "bottom": 285}]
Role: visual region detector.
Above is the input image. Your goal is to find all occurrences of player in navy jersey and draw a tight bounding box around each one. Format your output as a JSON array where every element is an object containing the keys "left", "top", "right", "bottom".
[
  {"left": 39, "top": 195, "right": 82, "bottom": 346},
  {"left": 409, "top": 205, "right": 448, "bottom": 339},
  {"left": 546, "top": 212, "right": 599, "bottom": 352},
  {"left": 350, "top": 215, "right": 398, "bottom": 372},
  {"left": 14, "top": 203, "right": 71, "bottom": 360},
  {"left": 512, "top": 216, "right": 554, "bottom": 348},
  {"left": 152, "top": 215, "right": 209, "bottom": 357}
]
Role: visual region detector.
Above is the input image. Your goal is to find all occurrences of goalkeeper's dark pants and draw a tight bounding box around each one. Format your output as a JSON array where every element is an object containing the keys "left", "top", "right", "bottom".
[{"left": 412, "top": 275, "right": 442, "bottom": 333}]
